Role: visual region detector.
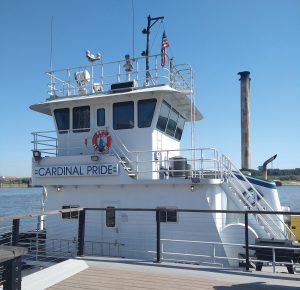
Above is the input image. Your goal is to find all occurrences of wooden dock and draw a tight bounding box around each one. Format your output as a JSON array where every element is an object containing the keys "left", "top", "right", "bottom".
[{"left": 22, "top": 257, "right": 300, "bottom": 290}]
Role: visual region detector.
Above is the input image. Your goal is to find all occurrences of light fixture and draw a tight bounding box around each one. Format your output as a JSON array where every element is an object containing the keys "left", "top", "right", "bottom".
[
  {"left": 32, "top": 150, "right": 41, "bottom": 161},
  {"left": 57, "top": 186, "right": 63, "bottom": 192},
  {"left": 86, "top": 50, "right": 101, "bottom": 62},
  {"left": 91, "top": 155, "right": 99, "bottom": 161},
  {"left": 124, "top": 54, "right": 133, "bottom": 73},
  {"left": 190, "top": 185, "right": 195, "bottom": 192}
]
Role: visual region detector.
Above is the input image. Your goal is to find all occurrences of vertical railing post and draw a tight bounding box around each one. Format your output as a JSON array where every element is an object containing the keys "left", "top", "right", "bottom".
[
  {"left": 12, "top": 219, "right": 20, "bottom": 246},
  {"left": 156, "top": 209, "right": 161, "bottom": 263},
  {"left": 3, "top": 257, "right": 22, "bottom": 290},
  {"left": 245, "top": 212, "right": 250, "bottom": 271},
  {"left": 77, "top": 209, "right": 86, "bottom": 256},
  {"left": 67, "top": 68, "right": 71, "bottom": 96},
  {"left": 272, "top": 247, "right": 276, "bottom": 273}
]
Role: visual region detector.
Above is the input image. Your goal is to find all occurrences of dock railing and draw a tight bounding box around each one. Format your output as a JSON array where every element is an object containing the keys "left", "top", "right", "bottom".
[{"left": 0, "top": 206, "right": 299, "bottom": 289}]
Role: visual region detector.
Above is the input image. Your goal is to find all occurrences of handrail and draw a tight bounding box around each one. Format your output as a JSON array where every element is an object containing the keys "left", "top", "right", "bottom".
[
  {"left": 30, "top": 130, "right": 294, "bottom": 240},
  {"left": 221, "top": 154, "right": 295, "bottom": 241},
  {"left": 45, "top": 54, "right": 193, "bottom": 98}
]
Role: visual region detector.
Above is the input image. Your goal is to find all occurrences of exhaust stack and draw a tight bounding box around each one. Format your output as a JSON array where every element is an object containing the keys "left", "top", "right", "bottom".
[
  {"left": 262, "top": 154, "right": 277, "bottom": 180},
  {"left": 238, "top": 71, "right": 251, "bottom": 170}
]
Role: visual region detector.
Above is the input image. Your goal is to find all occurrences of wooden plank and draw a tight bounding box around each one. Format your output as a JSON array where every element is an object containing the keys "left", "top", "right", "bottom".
[{"left": 0, "top": 245, "right": 28, "bottom": 262}]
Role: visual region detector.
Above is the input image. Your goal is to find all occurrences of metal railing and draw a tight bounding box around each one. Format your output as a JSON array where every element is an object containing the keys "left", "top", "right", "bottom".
[
  {"left": 0, "top": 206, "right": 299, "bottom": 289},
  {"left": 46, "top": 54, "right": 193, "bottom": 98},
  {"left": 221, "top": 155, "right": 296, "bottom": 241},
  {"left": 30, "top": 129, "right": 295, "bottom": 241}
]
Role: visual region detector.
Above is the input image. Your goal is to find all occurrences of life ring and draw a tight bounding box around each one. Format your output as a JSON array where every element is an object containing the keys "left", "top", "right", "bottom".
[{"left": 92, "top": 130, "right": 112, "bottom": 153}]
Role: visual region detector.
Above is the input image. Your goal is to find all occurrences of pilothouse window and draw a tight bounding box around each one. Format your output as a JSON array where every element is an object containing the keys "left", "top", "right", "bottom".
[
  {"left": 156, "top": 101, "right": 185, "bottom": 141},
  {"left": 54, "top": 108, "right": 70, "bottom": 134},
  {"left": 175, "top": 115, "right": 185, "bottom": 140},
  {"left": 113, "top": 101, "right": 134, "bottom": 130},
  {"left": 97, "top": 108, "right": 105, "bottom": 126},
  {"left": 73, "top": 106, "right": 90, "bottom": 133},
  {"left": 156, "top": 101, "right": 171, "bottom": 132},
  {"left": 138, "top": 98, "right": 157, "bottom": 128},
  {"left": 166, "top": 108, "right": 179, "bottom": 136}
]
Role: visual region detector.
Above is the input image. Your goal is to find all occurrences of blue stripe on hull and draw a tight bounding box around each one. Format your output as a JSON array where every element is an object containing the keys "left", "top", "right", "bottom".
[{"left": 235, "top": 174, "right": 277, "bottom": 189}]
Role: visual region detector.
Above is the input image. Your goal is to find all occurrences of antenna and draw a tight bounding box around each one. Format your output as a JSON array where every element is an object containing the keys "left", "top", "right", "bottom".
[
  {"left": 49, "top": 16, "right": 55, "bottom": 97},
  {"left": 131, "top": 0, "right": 135, "bottom": 59},
  {"left": 141, "top": 15, "right": 164, "bottom": 84},
  {"left": 50, "top": 16, "right": 53, "bottom": 71}
]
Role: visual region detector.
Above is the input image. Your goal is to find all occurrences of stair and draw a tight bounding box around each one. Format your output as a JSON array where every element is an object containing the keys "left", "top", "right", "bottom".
[
  {"left": 220, "top": 154, "right": 295, "bottom": 241},
  {"left": 119, "top": 157, "right": 137, "bottom": 179}
]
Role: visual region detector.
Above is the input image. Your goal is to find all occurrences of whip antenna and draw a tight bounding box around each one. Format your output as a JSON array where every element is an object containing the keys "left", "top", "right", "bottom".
[
  {"left": 132, "top": 0, "right": 135, "bottom": 59},
  {"left": 50, "top": 16, "right": 53, "bottom": 71}
]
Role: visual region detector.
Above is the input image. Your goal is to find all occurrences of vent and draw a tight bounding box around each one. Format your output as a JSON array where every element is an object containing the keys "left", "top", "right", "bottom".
[{"left": 111, "top": 80, "right": 137, "bottom": 92}]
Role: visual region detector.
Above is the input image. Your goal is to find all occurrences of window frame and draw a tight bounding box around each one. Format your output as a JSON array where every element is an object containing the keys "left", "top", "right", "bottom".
[
  {"left": 174, "top": 115, "right": 185, "bottom": 141},
  {"left": 106, "top": 207, "right": 116, "bottom": 227},
  {"left": 113, "top": 101, "right": 134, "bottom": 130},
  {"left": 72, "top": 106, "right": 90, "bottom": 133},
  {"left": 138, "top": 98, "right": 157, "bottom": 128},
  {"left": 54, "top": 108, "right": 70, "bottom": 134},
  {"left": 157, "top": 207, "right": 178, "bottom": 223},
  {"left": 156, "top": 100, "right": 186, "bottom": 141},
  {"left": 97, "top": 108, "right": 106, "bottom": 127},
  {"left": 61, "top": 205, "right": 80, "bottom": 219},
  {"left": 156, "top": 100, "right": 171, "bottom": 132},
  {"left": 166, "top": 108, "right": 179, "bottom": 137}
]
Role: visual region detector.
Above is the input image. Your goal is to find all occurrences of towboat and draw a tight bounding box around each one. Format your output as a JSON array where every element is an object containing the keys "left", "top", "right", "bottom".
[{"left": 30, "top": 22, "right": 295, "bottom": 268}]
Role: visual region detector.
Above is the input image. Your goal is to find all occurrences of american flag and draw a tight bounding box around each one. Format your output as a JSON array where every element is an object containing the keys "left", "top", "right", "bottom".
[{"left": 161, "top": 31, "right": 169, "bottom": 67}]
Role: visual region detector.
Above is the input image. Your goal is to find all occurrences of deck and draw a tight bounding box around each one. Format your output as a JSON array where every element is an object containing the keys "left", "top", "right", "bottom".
[{"left": 22, "top": 257, "right": 300, "bottom": 290}]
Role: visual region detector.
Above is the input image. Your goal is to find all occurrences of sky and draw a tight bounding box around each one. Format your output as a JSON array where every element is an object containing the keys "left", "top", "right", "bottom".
[{"left": 0, "top": 0, "right": 299, "bottom": 177}]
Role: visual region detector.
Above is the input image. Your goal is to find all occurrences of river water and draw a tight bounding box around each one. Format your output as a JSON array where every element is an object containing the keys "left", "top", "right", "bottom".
[{"left": 0, "top": 186, "right": 299, "bottom": 216}]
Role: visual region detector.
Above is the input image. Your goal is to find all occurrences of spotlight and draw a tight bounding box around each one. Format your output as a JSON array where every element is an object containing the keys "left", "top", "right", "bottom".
[
  {"left": 91, "top": 155, "right": 99, "bottom": 161},
  {"left": 57, "top": 186, "right": 63, "bottom": 192},
  {"left": 86, "top": 50, "right": 101, "bottom": 62},
  {"left": 190, "top": 185, "right": 195, "bottom": 192},
  {"left": 33, "top": 150, "right": 41, "bottom": 161}
]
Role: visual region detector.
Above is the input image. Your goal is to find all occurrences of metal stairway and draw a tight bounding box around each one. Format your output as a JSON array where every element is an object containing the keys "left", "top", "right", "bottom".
[
  {"left": 220, "top": 154, "right": 295, "bottom": 241},
  {"left": 109, "top": 130, "right": 137, "bottom": 179}
]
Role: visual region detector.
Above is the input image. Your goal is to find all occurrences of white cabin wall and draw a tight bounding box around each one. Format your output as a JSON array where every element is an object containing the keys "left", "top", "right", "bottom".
[
  {"left": 44, "top": 183, "right": 228, "bottom": 263},
  {"left": 204, "top": 186, "right": 227, "bottom": 232}
]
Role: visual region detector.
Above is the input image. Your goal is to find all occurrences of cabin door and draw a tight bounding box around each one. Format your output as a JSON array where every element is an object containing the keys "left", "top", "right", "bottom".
[{"left": 101, "top": 201, "right": 120, "bottom": 257}]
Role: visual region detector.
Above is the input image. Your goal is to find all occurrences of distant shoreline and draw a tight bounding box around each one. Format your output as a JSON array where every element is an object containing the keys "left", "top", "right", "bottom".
[
  {"left": 280, "top": 181, "right": 300, "bottom": 186},
  {"left": 0, "top": 184, "right": 29, "bottom": 188}
]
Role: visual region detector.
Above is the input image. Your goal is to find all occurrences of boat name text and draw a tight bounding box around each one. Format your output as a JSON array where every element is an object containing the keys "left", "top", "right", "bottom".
[{"left": 34, "top": 164, "right": 119, "bottom": 177}]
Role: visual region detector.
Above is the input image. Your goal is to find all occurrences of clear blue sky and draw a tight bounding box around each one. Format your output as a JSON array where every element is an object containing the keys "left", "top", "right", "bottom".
[{"left": 0, "top": 0, "right": 299, "bottom": 177}]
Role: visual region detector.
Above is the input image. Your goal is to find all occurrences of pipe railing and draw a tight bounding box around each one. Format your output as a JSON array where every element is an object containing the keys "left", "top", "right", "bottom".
[
  {"left": 221, "top": 154, "right": 295, "bottom": 241},
  {"left": 46, "top": 54, "right": 192, "bottom": 98}
]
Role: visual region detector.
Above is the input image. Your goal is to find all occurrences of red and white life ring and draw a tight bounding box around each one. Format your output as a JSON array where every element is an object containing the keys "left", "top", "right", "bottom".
[{"left": 92, "top": 130, "right": 112, "bottom": 153}]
